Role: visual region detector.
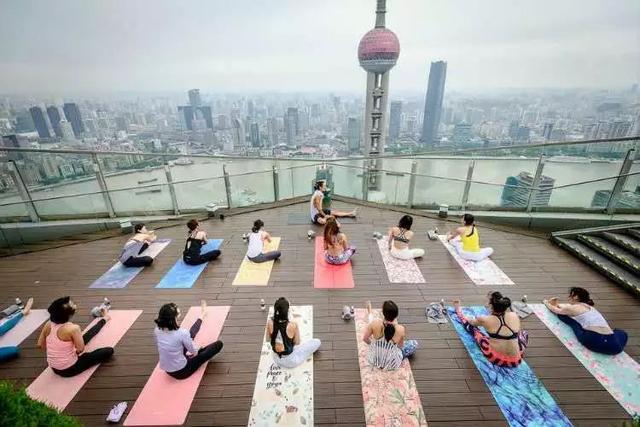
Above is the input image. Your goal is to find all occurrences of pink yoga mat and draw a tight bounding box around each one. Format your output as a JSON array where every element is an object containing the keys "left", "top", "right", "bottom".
[
  {"left": 313, "top": 237, "right": 354, "bottom": 289},
  {"left": 0, "top": 309, "right": 49, "bottom": 347},
  {"left": 124, "top": 305, "right": 230, "bottom": 426},
  {"left": 26, "top": 310, "right": 142, "bottom": 411}
]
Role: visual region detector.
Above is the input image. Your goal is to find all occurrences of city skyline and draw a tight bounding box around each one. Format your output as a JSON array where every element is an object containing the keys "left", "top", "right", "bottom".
[{"left": 0, "top": 0, "right": 638, "bottom": 94}]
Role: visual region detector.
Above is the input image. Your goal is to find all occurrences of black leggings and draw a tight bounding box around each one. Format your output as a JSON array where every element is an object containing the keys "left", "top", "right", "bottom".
[
  {"left": 183, "top": 249, "right": 221, "bottom": 266},
  {"left": 557, "top": 314, "right": 628, "bottom": 355},
  {"left": 167, "top": 318, "right": 224, "bottom": 380},
  {"left": 52, "top": 319, "right": 114, "bottom": 377},
  {"left": 123, "top": 243, "right": 153, "bottom": 267}
]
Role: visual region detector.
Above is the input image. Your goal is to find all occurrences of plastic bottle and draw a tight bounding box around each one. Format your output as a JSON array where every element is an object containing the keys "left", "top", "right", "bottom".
[{"left": 260, "top": 299, "right": 266, "bottom": 311}]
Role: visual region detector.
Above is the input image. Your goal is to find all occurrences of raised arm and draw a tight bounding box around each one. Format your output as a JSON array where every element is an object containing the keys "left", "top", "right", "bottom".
[{"left": 447, "top": 227, "right": 464, "bottom": 241}]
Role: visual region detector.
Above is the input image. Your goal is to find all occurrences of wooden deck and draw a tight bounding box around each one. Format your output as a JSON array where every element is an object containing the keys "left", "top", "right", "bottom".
[{"left": 0, "top": 201, "right": 638, "bottom": 426}]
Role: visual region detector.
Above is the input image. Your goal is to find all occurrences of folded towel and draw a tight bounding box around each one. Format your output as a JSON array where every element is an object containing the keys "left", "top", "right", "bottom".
[{"left": 426, "top": 303, "right": 448, "bottom": 323}]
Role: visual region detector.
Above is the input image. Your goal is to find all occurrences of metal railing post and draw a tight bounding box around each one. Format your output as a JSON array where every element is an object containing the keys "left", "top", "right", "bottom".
[
  {"left": 92, "top": 154, "right": 116, "bottom": 218},
  {"left": 526, "top": 155, "right": 546, "bottom": 213},
  {"left": 222, "top": 164, "right": 233, "bottom": 208},
  {"left": 406, "top": 161, "right": 417, "bottom": 209},
  {"left": 7, "top": 160, "right": 39, "bottom": 222},
  {"left": 606, "top": 148, "right": 635, "bottom": 215},
  {"left": 164, "top": 164, "right": 180, "bottom": 215},
  {"left": 272, "top": 164, "right": 279, "bottom": 202},
  {"left": 460, "top": 160, "right": 475, "bottom": 210},
  {"left": 361, "top": 160, "right": 370, "bottom": 202}
]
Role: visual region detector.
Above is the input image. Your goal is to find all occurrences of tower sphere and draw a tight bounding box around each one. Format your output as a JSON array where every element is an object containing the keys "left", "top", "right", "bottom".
[{"left": 358, "top": 28, "right": 400, "bottom": 74}]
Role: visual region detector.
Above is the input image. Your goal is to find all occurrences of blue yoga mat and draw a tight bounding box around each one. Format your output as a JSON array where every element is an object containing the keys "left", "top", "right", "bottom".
[
  {"left": 448, "top": 306, "right": 572, "bottom": 427},
  {"left": 90, "top": 239, "right": 172, "bottom": 289},
  {"left": 156, "top": 239, "right": 223, "bottom": 289}
]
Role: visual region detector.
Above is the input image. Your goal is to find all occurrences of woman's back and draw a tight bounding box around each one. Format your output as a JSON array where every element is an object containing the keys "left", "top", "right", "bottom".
[
  {"left": 482, "top": 312, "right": 521, "bottom": 355},
  {"left": 390, "top": 227, "right": 413, "bottom": 249},
  {"left": 324, "top": 232, "right": 346, "bottom": 256},
  {"left": 367, "top": 319, "right": 405, "bottom": 370},
  {"left": 46, "top": 323, "right": 77, "bottom": 369}
]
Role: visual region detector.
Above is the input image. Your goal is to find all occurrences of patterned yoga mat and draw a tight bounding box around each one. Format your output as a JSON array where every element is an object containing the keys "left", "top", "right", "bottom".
[
  {"left": 448, "top": 306, "right": 572, "bottom": 427},
  {"left": 248, "top": 305, "right": 314, "bottom": 426},
  {"left": 376, "top": 237, "right": 426, "bottom": 284},
  {"left": 531, "top": 304, "right": 640, "bottom": 416},
  {"left": 438, "top": 236, "right": 513, "bottom": 285},
  {"left": 354, "top": 308, "right": 427, "bottom": 426}
]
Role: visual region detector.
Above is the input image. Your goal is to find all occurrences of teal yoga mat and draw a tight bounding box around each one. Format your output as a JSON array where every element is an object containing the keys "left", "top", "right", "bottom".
[
  {"left": 448, "top": 306, "right": 572, "bottom": 427},
  {"left": 156, "top": 239, "right": 223, "bottom": 289}
]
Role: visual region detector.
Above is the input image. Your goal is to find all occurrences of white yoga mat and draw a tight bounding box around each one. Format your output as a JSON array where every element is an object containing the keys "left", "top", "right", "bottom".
[{"left": 438, "top": 235, "right": 513, "bottom": 285}]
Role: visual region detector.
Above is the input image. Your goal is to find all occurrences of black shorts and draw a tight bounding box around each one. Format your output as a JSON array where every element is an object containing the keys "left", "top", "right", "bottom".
[{"left": 312, "top": 209, "right": 331, "bottom": 224}]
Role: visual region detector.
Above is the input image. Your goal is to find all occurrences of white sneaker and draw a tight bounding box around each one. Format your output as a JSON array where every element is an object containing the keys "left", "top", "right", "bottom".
[{"left": 106, "top": 401, "right": 127, "bottom": 423}]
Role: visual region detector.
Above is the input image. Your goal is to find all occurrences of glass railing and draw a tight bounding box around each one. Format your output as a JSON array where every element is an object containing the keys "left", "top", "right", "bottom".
[{"left": 0, "top": 137, "right": 638, "bottom": 224}]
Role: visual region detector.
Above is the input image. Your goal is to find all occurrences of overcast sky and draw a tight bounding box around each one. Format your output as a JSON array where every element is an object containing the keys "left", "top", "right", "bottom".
[{"left": 0, "top": 0, "right": 638, "bottom": 94}]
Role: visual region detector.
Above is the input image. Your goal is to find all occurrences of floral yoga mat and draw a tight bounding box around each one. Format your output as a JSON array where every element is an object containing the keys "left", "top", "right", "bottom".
[
  {"left": 438, "top": 235, "right": 513, "bottom": 286},
  {"left": 448, "top": 306, "right": 572, "bottom": 427},
  {"left": 354, "top": 308, "right": 427, "bottom": 427},
  {"left": 376, "top": 238, "right": 426, "bottom": 284},
  {"left": 531, "top": 304, "right": 640, "bottom": 416},
  {"left": 248, "top": 305, "right": 314, "bottom": 427}
]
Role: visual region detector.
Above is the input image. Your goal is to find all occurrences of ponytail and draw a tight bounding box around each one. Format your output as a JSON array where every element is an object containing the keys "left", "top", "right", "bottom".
[
  {"left": 381, "top": 300, "right": 399, "bottom": 342},
  {"left": 569, "top": 287, "right": 594, "bottom": 306},
  {"left": 488, "top": 291, "right": 511, "bottom": 313},
  {"left": 273, "top": 297, "right": 289, "bottom": 323},
  {"left": 252, "top": 219, "right": 264, "bottom": 233},
  {"left": 384, "top": 323, "right": 395, "bottom": 342},
  {"left": 463, "top": 214, "right": 475, "bottom": 236}
]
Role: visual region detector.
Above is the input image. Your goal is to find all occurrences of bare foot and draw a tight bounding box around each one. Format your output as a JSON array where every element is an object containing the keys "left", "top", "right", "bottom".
[
  {"left": 22, "top": 297, "right": 34, "bottom": 316},
  {"left": 201, "top": 300, "right": 207, "bottom": 318},
  {"left": 100, "top": 307, "right": 111, "bottom": 321},
  {"left": 366, "top": 300, "right": 372, "bottom": 315}
]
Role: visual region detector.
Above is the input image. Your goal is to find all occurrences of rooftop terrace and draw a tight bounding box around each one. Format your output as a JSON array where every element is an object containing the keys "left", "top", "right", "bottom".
[{"left": 1, "top": 200, "right": 638, "bottom": 426}]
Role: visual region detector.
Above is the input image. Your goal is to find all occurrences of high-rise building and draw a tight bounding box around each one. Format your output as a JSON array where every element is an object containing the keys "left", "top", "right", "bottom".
[
  {"left": 358, "top": 0, "right": 400, "bottom": 191},
  {"left": 218, "top": 114, "right": 229, "bottom": 130},
  {"left": 46, "top": 106, "right": 63, "bottom": 138},
  {"left": 197, "top": 106, "right": 214, "bottom": 129},
  {"left": 452, "top": 122, "right": 472, "bottom": 145},
  {"left": 267, "top": 118, "right": 279, "bottom": 147},
  {"left": 62, "top": 103, "right": 84, "bottom": 138},
  {"left": 250, "top": 123, "right": 261, "bottom": 147},
  {"left": 388, "top": 101, "right": 402, "bottom": 141},
  {"left": 188, "top": 89, "right": 202, "bottom": 107},
  {"left": 2, "top": 135, "right": 23, "bottom": 161},
  {"left": 542, "top": 123, "right": 554, "bottom": 141},
  {"left": 29, "top": 106, "right": 51, "bottom": 139},
  {"left": 178, "top": 106, "right": 194, "bottom": 130},
  {"left": 347, "top": 117, "right": 361, "bottom": 153},
  {"left": 500, "top": 171, "right": 555, "bottom": 208},
  {"left": 231, "top": 118, "right": 246, "bottom": 149},
  {"left": 285, "top": 107, "right": 298, "bottom": 145},
  {"left": 420, "top": 61, "right": 447, "bottom": 146},
  {"left": 59, "top": 120, "right": 75, "bottom": 142}
]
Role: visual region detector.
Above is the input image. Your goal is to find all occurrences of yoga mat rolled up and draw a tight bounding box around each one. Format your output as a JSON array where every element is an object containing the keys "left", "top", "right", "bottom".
[
  {"left": 248, "top": 305, "right": 314, "bottom": 426},
  {"left": 313, "top": 237, "right": 354, "bottom": 289},
  {"left": 156, "top": 239, "right": 223, "bottom": 289},
  {"left": 232, "top": 237, "right": 280, "bottom": 286},
  {"left": 91, "top": 239, "right": 172, "bottom": 289},
  {"left": 26, "top": 310, "right": 142, "bottom": 411},
  {"left": 354, "top": 308, "right": 427, "bottom": 426},
  {"left": 124, "top": 305, "right": 230, "bottom": 426},
  {"left": 438, "top": 235, "right": 513, "bottom": 286},
  {"left": 448, "top": 305, "right": 571, "bottom": 427}
]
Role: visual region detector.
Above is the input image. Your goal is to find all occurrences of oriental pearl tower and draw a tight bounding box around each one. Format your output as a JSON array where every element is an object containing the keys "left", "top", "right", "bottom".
[{"left": 358, "top": 0, "right": 400, "bottom": 198}]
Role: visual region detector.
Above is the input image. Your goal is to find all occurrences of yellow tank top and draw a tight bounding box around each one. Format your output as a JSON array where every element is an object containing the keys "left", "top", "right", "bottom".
[{"left": 461, "top": 226, "right": 480, "bottom": 252}]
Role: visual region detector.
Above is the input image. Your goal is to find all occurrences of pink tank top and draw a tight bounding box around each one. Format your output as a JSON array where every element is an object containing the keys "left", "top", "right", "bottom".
[{"left": 46, "top": 323, "right": 78, "bottom": 370}]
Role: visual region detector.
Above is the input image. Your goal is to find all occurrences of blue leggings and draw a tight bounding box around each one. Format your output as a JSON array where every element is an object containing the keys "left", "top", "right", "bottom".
[
  {"left": 0, "top": 312, "right": 23, "bottom": 361},
  {"left": 557, "top": 314, "right": 628, "bottom": 355},
  {"left": 401, "top": 339, "right": 418, "bottom": 358}
]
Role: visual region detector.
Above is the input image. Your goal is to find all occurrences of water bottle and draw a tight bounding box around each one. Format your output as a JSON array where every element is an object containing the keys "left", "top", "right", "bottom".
[
  {"left": 260, "top": 299, "right": 266, "bottom": 311},
  {"left": 307, "top": 230, "right": 316, "bottom": 240},
  {"left": 521, "top": 295, "right": 528, "bottom": 303},
  {"left": 15, "top": 298, "right": 23, "bottom": 308}
]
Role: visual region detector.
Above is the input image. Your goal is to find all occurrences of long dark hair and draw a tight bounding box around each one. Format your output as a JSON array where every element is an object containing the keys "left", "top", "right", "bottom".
[
  {"left": 488, "top": 291, "right": 511, "bottom": 314},
  {"left": 314, "top": 180, "right": 325, "bottom": 191},
  {"left": 398, "top": 215, "right": 413, "bottom": 230},
  {"left": 187, "top": 219, "right": 198, "bottom": 234},
  {"left": 463, "top": 213, "right": 475, "bottom": 237},
  {"left": 134, "top": 223, "right": 145, "bottom": 233},
  {"left": 323, "top": 217, "right": 340, "bottom": 247},
  {"left": 155, "top": 303, "right": 180, "bottom": 330},
  {"left": 252, "top": 219, "right": 264, "bottom": 233},
  {"left": 48, "top": 297, "right": 76, "bottom": 324},
  {"left": 382, "top": 300, "right": 399, "bottom": 342},
  {"left": 569, "top": 287, "right": 594, "bottom": 306},
  {"left": 273, "top": 297, "right": 289, "bottom": 323}
]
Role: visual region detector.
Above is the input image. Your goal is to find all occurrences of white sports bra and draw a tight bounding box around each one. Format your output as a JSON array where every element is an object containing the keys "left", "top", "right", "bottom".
[{"left": 572, "top": 305, "right": 610, "bottom": 329}]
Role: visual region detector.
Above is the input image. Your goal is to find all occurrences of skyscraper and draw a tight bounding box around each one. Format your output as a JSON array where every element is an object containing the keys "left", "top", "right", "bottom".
[
  {"left": 188, "top": 89, "right": 202, "bottom": 107},
  {"left": 285, "top": 107, "right": 298, "bottom": 145},
  {"left": 178, "top": 106, "right": 194, "bottom": 130},
  {"left": 420, "top": 61, "right": 447, "bottom": 146},
  {"left": 232, "top": 118, "right": 246, "bottom": 149},
  {"left": 347, "top": 117, "right": 361, "bottom": 153},
  {"left": 62, "top": 103, "right": 85, "bottom": 138},
  {"left": 47, "top": 106, "right": 63, "bottom": 138},
  {"left": 388, "top": 101, "right": 402, "bottom": 141},
  {"left": 358, "top": 0, "right": 400, "bottom": 191},
  {"left": 500, "top": 171, "right": 555, "bottom": 208},
  {"left": 250, "top": 123, "right": 261, "bottom": 147},
  {"left": 29, "top": 106, "right": 51, "bottom": 138},
  {"left": 267, "top": 118, "right": 279, "bottom": 147}
]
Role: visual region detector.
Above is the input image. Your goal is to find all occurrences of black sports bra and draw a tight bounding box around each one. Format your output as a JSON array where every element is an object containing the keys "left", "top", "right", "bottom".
[
  {"left": 487, "top": 313, "right": 518, "bottom": 340},
  {"left": 393, "top": 229, "right": 410, "bottom": 244}
]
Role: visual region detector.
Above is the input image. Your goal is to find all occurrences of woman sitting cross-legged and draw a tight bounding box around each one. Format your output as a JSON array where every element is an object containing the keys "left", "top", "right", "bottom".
[
  {"left": 543, "top": 287, "right": 627, "bottom": 355},
  {"left": 324, "top": 217, "right": 356, "bottom": 265},
  {"left": 37, "top": 297, "right": 114, "bottom": 377},
  {"left": 452, "top": 292, "right": 528, "bottom": 368},
  {"left": 388, "top": 215, "right": 425, "bottom": 260},
  {"left": 154, "top": 301, "right": 224, "bottom": 380},
  {"left": 246, "top": 219, "right": 281, "bottom": 263},
  {"left": 183, "top": 219, "right": 221, "bottom": 266},
  {"left": 266, "top": 297, "right": 321, "bottom": 369},
  {"left": 362, "top": 300, "right": 418, "bottom": 370},
  {"left": 446, "top": 213, "right": 493, "bottom": 262}
]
